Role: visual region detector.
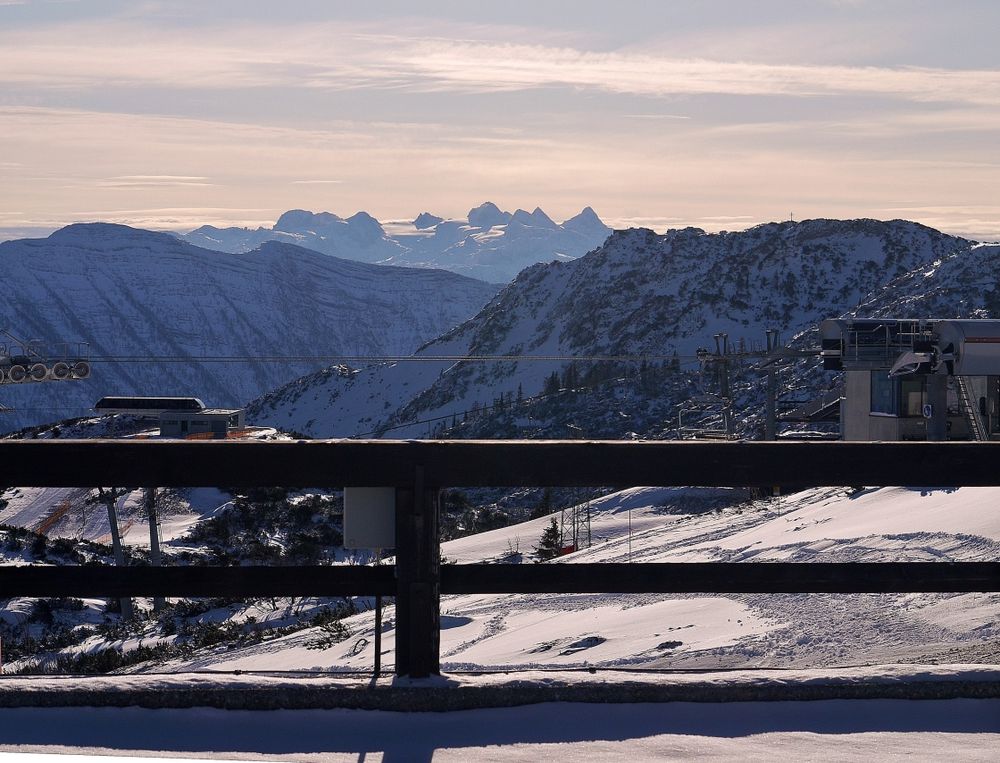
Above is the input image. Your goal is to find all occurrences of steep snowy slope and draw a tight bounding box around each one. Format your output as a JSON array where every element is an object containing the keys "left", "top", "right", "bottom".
[
  {"left": 249, "top": 218, "right": 981, "bottom": 438},
  {"left": 0, "top": 224, "right": 497, "bottom": 432},
  {"left": 850, "top": 242, "right": 1000, "bottom": 318},
  {"left": 182, "top": 202, "right": 612, "bottom": 283}
]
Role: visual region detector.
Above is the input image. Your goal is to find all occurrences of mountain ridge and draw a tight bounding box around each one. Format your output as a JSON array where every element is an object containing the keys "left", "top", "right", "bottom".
[
  {"left": 181, "top": 202, "right": 613, "bottom": 283},
  {"left": 0, "top": 224, "right": 498, "bottom": 432},
  {"left": 247, "top": 217, "right": 989, "bottom": 439}
]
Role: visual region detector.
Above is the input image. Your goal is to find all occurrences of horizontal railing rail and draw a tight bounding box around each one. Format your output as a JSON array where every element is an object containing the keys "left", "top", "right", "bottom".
[
  {"left": 1, "top": 562, "right": 997, "bottom": 598},
  {"left": 2, "top": 439, "right": 999, "bottom": 487},
  {"left": 0, "top": 565, "right": 397, "bottom": 598}
]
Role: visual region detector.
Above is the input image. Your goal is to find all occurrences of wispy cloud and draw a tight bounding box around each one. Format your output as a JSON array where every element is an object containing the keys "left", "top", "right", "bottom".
[
  {"left": 393, "top": 41, "right": 1000, "bottom": 106},
  {"left": 98, "top": 175, "right": 214, "bottom": 188},
  {"left": 290, "top": 179, "right": 343, "bottom": 185},
  {"left": 623, "top": 114, "right": 692, "bottom": 120},
  {"left": 1, "top": 22, "right": 998, "bottom": 106}
]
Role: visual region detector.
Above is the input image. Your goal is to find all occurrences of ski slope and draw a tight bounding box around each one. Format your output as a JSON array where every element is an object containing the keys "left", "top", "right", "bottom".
[{"left": 154, "top": 484, "right": 1000, "bottom": 674}]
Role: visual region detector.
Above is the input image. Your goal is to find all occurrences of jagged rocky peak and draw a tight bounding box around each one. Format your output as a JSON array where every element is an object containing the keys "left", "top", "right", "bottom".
[
  {"left": 507, "top": 207, "right": 558, "bottom": 229},
  {"left": 562, "top": 206, "right": 610, "bottom": 236},
  {"left": 413, "top": 212, "right": 444, "bottom": 229},
  {"left": 179, "top": 202, "right": 616, "bottom": 282},
  {"left": 467, "top": 201, "right": 512, "bottom": 229},
  {"left": 529, "top": 207, "right": 558, "bottom": 229}
]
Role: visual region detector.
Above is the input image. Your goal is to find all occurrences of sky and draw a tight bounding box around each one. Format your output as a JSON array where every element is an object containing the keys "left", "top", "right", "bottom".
[{"left": 1, "top": 0, "right": 998, "bottom": 241}]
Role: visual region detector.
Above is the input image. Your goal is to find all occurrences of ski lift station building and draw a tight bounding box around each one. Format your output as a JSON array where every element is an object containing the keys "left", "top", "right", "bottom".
[
  {"left": 94, "top": 396, "right": 245, "bottom": 438},
  {"left": 820, "top": 319, "right": 1000, "bottom": 442},
  {"left": 158, "top": 408, "right": 245, "bottom": 438}
]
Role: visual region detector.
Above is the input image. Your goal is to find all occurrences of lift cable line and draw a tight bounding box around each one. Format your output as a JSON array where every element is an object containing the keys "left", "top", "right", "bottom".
[{"left": 83, "top": 353, "right": 713, "bottom": 364}]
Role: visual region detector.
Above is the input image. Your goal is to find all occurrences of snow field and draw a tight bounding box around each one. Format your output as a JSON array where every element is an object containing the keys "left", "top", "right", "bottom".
[{"left": 147, "top": 483, "right": 1000, "bottom": 673}]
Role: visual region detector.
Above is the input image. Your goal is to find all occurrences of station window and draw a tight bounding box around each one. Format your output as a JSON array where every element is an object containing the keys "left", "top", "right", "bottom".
[{"left": 871, "top": 372, "right": 924, "bottom": 416}]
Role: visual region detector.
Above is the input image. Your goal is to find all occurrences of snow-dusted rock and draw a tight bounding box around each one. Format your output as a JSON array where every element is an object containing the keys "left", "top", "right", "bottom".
[{"left": 249, "top": 218, "right": 987, "bottom": 438}]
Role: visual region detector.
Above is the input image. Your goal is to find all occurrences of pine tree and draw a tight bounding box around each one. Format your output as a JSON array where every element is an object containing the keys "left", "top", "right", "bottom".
[
  {"left": 534, "top": 517, "right": 562, "bottom": 561},
  {"left": 529, "top": 487, "right": 553, "bottom": 519},
  {"left": 561, "top": 362, "right": 579, "bottom": 389}
]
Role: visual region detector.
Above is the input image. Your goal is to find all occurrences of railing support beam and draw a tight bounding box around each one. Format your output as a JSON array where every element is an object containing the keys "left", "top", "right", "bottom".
[{"left": 394, "top": 468, "right": 441, "bottom": 678}]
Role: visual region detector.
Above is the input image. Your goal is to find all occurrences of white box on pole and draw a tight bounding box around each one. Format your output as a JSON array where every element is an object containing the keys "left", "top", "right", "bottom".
[{"left": 343, "top": 487, "right": 396, "bottom": 549}]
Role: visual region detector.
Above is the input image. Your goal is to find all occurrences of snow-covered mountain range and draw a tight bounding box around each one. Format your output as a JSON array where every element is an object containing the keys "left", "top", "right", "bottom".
[
  {"left": 182, "top": 202, "right": 613, "bottom": 283},
  {"left": 248, "top": 219, "right": 997, "bottom": 438},
  {"left": 0, "top": 224, "right": 497, "bottom": 432},
  {"left": 184, "top": 210, "right": 405, "bottom": 266}
]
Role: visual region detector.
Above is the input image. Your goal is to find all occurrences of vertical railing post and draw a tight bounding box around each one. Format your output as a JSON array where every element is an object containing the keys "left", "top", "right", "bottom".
[{"left": 394, "top": 466, "right": 441, "bottom": 677}]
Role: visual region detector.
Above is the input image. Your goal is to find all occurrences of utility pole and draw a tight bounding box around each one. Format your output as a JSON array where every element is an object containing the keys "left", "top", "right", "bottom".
[
  {"left": 98, "top": 487, "right": 133, "bottom": 620},
  {"left": 145, "top": 487, "right": 165, "bottom": 613},
  {"left": 764, "top": 329, "right": 779, "bottom": 441},
  {"left": 713, "top": 333, "right": 731, "bottom": 400},
  {"left": 765, "top": 369, "right": 777, "bottom": 440},
  {"left": 687, "top": 328, "right": 819, "bottom": 441}
]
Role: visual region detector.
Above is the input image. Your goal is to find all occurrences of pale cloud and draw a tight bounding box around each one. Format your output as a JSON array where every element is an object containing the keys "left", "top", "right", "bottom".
[
  {"left": 1, "top": 22, "right": 998, "bottom": 107},
  {"left": 97, "top": 175, "right": 214, "bottom": 188},
  {"left": 290, "top": 179, "right": 343, "bottom": 185},
  {"left": 622, "top": 114, "right": 692, "bottom": 120},
  {"left": 393, "top": 40, "right": 1000, "bottom": 106}
]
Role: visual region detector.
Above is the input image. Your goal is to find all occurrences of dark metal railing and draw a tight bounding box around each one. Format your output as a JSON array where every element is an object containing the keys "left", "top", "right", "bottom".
[{"left": 1, "top": 440, "right": 998, "bottom": 677}]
